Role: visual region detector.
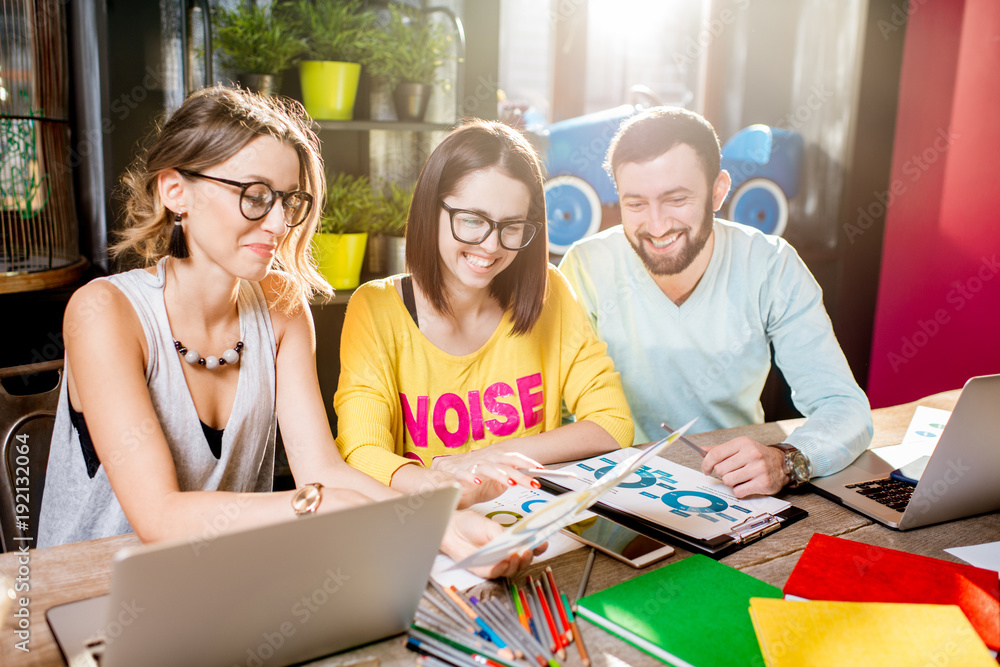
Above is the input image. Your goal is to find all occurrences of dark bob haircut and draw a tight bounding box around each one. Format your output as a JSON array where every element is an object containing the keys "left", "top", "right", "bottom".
[
  {"left": 605, "top": 107, "right": 722, "bottom": 191},
  {"left": 405, "top": 119, "right": 548, "bottom": 335}
]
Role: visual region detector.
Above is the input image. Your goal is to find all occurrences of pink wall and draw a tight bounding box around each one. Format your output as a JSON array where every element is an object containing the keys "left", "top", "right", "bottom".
[{"left": 867, "top": 0, "right": 1000, "bottom": 407}]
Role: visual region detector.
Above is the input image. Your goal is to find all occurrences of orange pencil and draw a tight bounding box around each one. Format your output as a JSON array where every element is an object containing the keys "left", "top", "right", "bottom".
[
  {"left": 562, "top": 593, "right": 590, "bottom": 667},
  {"left": 545, "top": 567, "right": 573, "bottom": 643}
]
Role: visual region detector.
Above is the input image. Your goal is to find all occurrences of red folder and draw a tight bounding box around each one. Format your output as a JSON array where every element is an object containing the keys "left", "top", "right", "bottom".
[{"left": 784, "top": 533, "right": 999, "bottom": 651}]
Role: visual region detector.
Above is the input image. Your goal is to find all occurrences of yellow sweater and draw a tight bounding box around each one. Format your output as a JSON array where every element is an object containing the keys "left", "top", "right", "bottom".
[{"left": 335, "top": 266, "right": 633, "bottom": 485}]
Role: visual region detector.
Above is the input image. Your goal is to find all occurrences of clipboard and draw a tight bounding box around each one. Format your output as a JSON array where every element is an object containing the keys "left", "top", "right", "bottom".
[
  {"left": 537, "top": 451, "right": 808, "bottom": 559},
  {"left": 541, "top": 481, "right": 807, "bottom": 558}
]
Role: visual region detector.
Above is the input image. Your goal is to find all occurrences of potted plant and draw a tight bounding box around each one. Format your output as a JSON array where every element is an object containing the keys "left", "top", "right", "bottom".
[
  {"left": 285, "top": 0, "right": 377, "bottom": 120},
  {"left": 212, "top": 1, "right": 304, "bottom": 96},
  {"left": 313, "top": 172, "right": 377, "bottom": 289},
  {"left": 366, "top": 3, "right": 452, "bottom": 122},
  {"left": 365, "top": 179, "right": 412, "bottom": 276},
  {"left": 379, "top": 180, "right": 411, "bottom": 275}
]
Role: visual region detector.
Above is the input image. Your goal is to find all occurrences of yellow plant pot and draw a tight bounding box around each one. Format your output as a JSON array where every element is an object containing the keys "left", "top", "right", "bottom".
[
  {"left": 313, "top": 232, "right": 368, "bottom": 290},
  {"left": 298, "top": 61, "right": 361, "bottom": 121}
]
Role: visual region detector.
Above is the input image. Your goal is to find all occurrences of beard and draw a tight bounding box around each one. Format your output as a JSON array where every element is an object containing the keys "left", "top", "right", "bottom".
[{"left": 628, "top": 199, "right": 715, "bottom": 276}]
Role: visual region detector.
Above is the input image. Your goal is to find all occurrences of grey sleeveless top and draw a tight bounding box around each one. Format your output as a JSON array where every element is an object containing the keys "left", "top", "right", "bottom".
[{"left": 38, "top": 258, "right": 277, "bottom": 547}]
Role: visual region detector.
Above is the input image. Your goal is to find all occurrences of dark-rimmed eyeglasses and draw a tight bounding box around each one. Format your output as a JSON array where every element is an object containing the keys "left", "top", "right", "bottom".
[
  {"left": 441, "top": 201, "right": 542, "bottom": 251},
  {"left": 178, "top": 169, "right": 313, "bottom": 228}
]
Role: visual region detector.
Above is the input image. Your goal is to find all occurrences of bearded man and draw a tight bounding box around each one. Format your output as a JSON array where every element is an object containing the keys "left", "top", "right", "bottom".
[{"left": 559, "top": 107, "right": 872, "bottom": 497}]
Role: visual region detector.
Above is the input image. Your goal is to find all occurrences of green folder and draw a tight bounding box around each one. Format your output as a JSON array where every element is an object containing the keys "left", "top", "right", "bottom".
[{"left": 576, "top": 555, "right": 781, "bottom": 667}]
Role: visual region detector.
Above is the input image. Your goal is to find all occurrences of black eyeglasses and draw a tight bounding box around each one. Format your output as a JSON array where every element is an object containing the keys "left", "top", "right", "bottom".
[
  {"left": 178, "top": 169, "right": 314, "bottom": 228},
  {"left": 441, "top": 201, "right": 542, "bottom": 251}
]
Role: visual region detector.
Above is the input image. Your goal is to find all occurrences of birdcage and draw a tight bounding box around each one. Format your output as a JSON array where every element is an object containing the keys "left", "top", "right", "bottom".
[{"left": 0, "top": 0, "right": 85, "bottom": 293}]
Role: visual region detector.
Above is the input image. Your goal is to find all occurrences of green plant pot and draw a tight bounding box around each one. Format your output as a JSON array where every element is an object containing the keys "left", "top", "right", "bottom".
[
  {"left": 313, "top": 232, "right": 368, "bottom": 289},
  {"left": 299, "top": 61, "right": 362, "bottom": 120}
]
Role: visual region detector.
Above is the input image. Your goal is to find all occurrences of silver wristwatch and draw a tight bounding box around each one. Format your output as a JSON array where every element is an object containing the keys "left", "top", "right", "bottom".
[
  {"left": 770, "top": 443, "right": 812, "bottom": 488},
  {"left": 291, "top": 482, "right": 324, "bottom": 516}
]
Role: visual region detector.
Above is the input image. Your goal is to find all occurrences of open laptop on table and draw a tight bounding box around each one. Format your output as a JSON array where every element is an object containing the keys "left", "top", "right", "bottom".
[
  {"left": 46, "top": 487, "right": 459, "bottom": 667},
  {"left": 809, "top": 374, "right": 1000, "bottom": 530}
]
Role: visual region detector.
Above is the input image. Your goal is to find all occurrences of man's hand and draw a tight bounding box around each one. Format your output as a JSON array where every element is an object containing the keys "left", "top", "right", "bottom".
[
  {"left": 441, "top": 510, "right": 547, "bottom": 579},
  {"left": 701, "top": 437, "right": 789, "bottom": 497}
]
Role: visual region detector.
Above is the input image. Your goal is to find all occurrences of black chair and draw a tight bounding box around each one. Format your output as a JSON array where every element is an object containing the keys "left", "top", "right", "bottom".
[{"left": 0, "top": 359, "right": 63, "bottom": 553}]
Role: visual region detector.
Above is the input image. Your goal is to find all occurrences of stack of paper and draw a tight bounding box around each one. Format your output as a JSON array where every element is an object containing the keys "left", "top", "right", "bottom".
[{"left": 749, "top": 598, "right": 996, "bottom": 667}]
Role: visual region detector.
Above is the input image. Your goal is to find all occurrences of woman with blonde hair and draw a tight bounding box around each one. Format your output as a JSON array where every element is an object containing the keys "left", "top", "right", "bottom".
[{"left": 38, "top": 87, "right": 530, "bottom": 578}]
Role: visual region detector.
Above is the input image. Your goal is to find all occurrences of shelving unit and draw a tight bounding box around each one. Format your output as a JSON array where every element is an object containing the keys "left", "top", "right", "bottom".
[{"left": 307, "top": 1, "right": 502, "bottom": 437}]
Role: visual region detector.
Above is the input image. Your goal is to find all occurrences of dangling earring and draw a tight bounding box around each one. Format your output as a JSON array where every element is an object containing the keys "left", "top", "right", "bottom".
[{"left": 168, "top": 211, "right": 189, "bottom": 259}]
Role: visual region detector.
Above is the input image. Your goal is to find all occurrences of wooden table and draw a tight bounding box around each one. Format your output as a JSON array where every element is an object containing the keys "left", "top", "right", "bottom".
[{"left": 4, "top": 389, "right": 998, "bottom": 666}]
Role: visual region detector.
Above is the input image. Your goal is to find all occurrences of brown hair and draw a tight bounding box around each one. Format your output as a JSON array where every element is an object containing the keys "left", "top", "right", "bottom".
[
  {"left": 606, "top": 107, "right": 722, "bottom": 191},
  {"left": 405, "top": 119, "right": 548, "bottom": 335},
  {"left": 112, "top": 85, "right": 331, "bottom": 311}
]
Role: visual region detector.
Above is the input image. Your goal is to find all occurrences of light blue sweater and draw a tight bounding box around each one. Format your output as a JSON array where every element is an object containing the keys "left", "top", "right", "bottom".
[{"left": 558, "top": 221, "right": 872, "bottom": 477}]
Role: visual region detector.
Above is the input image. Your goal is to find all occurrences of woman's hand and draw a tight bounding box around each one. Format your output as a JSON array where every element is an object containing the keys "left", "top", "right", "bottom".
[
  {"left": 430, "top": 448, "right": 545, "bottom": 507},
  {"left": 442, "top": 509, "right": 547, "bottom": 579}
]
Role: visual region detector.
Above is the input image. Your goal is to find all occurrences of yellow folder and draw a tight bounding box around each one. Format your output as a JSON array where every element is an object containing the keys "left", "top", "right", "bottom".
[{"left": 748, "top": 598, "right": 996, "bottom": 667}]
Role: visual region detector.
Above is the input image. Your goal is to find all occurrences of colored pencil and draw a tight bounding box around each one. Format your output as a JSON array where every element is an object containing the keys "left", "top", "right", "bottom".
[
  {"left": 523, "top": 582, "right": 562, "bottom": 667},
  {"left": 470, "top": 596, "right": 523, "bottom": 659},
  {"left": 527, "top": 577, "right": 554, "bottom": 652},
  {"left": 472, "top": 597, "right": 534, "bottom": 663},
  {"left": 561, "top": 592, "right": 590, "bottom": 667},
  {"left": 518, "top": 586, "right": 538, "bottom": 642},
  {"left": 545, "top": 567, "right": 572, "bottom": 642},
  {"left": 445, "top": 585, "right": 509, "bottom": 650},
  {"left": 414, "top": 615, "right": 495, "bottom": 655},
  {"left": 416, "top": 653, "right": 462, "bottom": 667},
  {"left": 660, "top": 422, "right": 708, "bottom": 457},
  {"left": 534, "top": 576, "right": 565, "bottom": 658},
  {"left": 407, "top": 634, "right": 483, "bottom": 667},
  {"left": 510, "top": 581, "right": 530, "bottom": 632},
  {"left": 541, "top": 568, "right": 569, "bottom": 643},
  {"left": 415, "top": 607, "right": 471, "bottom": 637},
  {"left": 410, "top": 625, "right": 517, "bottom": 667},
  {"left": 427, "top": 582, "right": 482, "bottom": 635},
  {"left": 576, "top": 548, "right": 597, "bottom": 602},
  {"left": 483, "top": 597, "right": 549, "bottom": 667},
  {"left": 420, "top": 591, "right": 478, "bottom": 632}
]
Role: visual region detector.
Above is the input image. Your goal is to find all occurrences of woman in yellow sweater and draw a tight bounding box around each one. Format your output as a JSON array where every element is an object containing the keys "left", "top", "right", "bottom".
[{"left": 335, "top": 119, "right": 633, "bottom": 509}]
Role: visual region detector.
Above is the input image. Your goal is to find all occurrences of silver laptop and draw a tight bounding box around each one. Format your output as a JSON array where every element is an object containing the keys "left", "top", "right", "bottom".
[
  {"left": 46, "top": 487, "right": 459, "bottom": 667},
  {"left": 810, "top": 374, "right": 1000, "bottom": 530}
]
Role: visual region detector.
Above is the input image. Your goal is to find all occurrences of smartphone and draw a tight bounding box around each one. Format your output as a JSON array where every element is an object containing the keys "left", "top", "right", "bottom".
[{"left": 562, "top": 515, "right": 675, "bottom": 568}]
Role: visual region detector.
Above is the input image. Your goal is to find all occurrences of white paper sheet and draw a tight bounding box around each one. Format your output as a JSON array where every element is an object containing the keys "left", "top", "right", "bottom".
[
  {"left": 450, "top": 419, "right": 697, "bottom": 571},
  {"left": 944, "top": 540, "right": 1000, "bottom": 573},
  {"left": 872, "top": 406, "right": 952, "bottom": 469},
  {"left": 430, "top": 485, "right": 588, "bottom": 589}
]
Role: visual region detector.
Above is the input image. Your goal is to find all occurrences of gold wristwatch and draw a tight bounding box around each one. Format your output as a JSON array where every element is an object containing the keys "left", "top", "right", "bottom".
[
  {"left": 770, "top": 443, "right": 812, "bottom": 488},
  {"left": 291, "top": 483, "right": 324, "bottom": 516}
]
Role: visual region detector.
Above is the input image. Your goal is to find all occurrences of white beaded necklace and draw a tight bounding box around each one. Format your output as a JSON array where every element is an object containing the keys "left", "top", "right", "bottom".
[{"left": 173, "top": 339, "right": 244, "bottom": 370}]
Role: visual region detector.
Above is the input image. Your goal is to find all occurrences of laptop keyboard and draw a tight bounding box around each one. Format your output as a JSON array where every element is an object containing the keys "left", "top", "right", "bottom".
[{"left": 845, "top": 478, "right": 915, "bottom": 512}]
